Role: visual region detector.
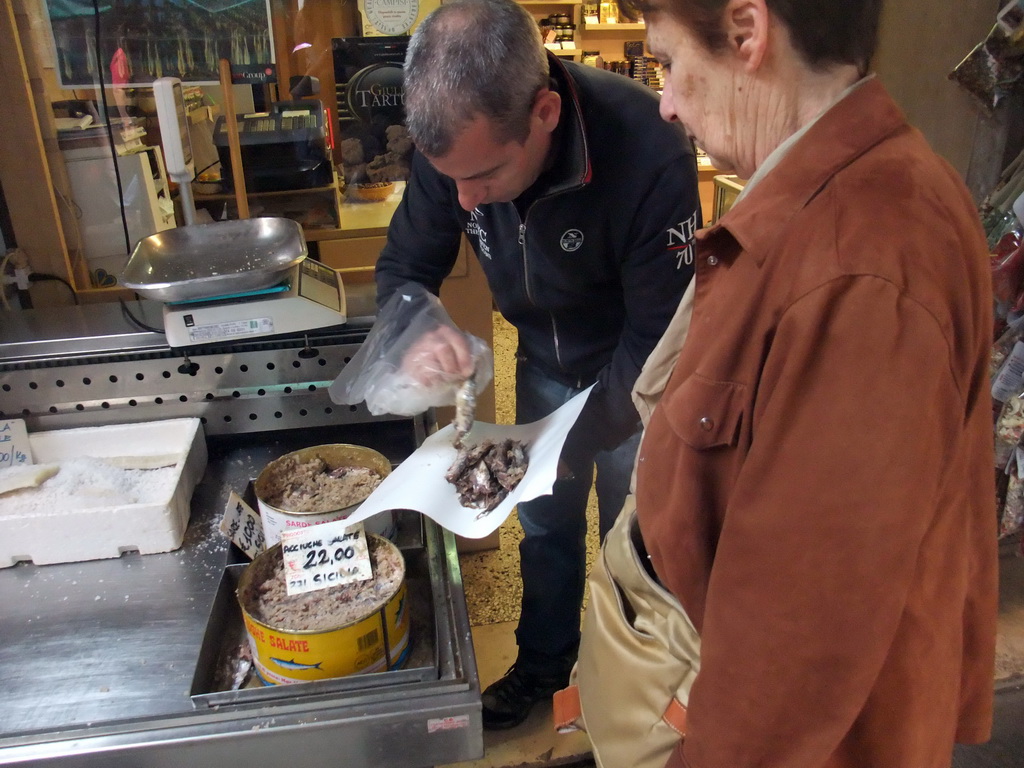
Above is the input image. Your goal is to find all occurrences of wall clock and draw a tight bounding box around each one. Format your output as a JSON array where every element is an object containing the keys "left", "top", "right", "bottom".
[{"left": 359, "top": 0, "right": 421, "bottom": 37}]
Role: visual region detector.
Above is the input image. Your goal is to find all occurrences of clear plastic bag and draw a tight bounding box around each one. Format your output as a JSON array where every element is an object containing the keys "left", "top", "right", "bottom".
[
  {"left": 949, "top": 24, "right": 1024, "bottom": 115},
  {"left": 328, "top": 283, "right": 494, "bottom": 416},
  {"left": 1001, "top": 462, "right": 1024, "bottom": 539}
]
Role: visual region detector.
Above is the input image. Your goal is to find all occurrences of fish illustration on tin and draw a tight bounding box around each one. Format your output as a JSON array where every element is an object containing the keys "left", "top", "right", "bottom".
[
  {"left": 270, "top": 657, "right": 323, "bottom": 671},
  {"left": 394, "top": 595, "right": 405, "bottom": 626}
]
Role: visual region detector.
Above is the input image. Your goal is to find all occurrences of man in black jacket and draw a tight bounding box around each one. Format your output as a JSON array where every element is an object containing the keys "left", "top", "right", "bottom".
[{"left": 375, "top": 0, "right": 700, "bottom": 729}]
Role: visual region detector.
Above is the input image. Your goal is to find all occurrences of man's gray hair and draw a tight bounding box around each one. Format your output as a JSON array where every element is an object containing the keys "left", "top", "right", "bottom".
[{"left": 403, "top": 0, "right": 550, "bottom": 157}]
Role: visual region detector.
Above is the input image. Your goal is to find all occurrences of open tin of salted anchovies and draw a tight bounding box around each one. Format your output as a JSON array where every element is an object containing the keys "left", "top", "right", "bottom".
[
  {"left": 236, "top": 535, "right": 409, "bottom": 685},
  {"left": 254, "top": 444, "right": 395, "bottom": 546}
]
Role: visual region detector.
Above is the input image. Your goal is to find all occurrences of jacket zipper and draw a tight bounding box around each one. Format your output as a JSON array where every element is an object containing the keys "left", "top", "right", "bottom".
[
  {"left": 516, "top": 212, "right": 533, "bottom": 305},
  {"left": 519, "top": 202, "right": 569, "bottom": 374},
  {"left": 512, "top": 60, "right": 590, "bottom": 377}
]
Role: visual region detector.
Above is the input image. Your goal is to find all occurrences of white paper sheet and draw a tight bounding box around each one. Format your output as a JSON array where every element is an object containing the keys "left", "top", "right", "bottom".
[{"left": 342, "top": 385, "right": 594, "bottom": 539}]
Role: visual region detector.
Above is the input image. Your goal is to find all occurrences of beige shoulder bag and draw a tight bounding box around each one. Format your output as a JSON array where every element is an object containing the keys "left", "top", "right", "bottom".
[{"left": 553, "top": 496, "right": 701, "bottom": 768}]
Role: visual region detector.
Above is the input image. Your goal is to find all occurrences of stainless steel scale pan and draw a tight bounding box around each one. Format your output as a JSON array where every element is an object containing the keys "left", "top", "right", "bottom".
[{"left": 121, "top": 217, "right": 308, "bottom": 302}]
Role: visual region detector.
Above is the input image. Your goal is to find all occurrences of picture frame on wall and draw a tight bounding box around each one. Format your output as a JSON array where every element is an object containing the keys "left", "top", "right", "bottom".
[{"left": 43, "top": 0, "right": 275, "bottom": 89}]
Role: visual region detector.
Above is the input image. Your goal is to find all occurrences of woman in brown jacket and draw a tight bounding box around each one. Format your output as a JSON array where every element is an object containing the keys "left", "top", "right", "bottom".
[{"left": 619, "top": 0, "right": 998, "bottom": 766}]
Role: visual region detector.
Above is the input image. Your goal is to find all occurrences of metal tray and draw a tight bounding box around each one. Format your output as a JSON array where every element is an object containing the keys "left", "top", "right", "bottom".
[
  {"left": 189, "top": 506, "right": 436, "bottom": 708},
  {"left": 121, "top": 218, "right": 308, "bottom": 302}
]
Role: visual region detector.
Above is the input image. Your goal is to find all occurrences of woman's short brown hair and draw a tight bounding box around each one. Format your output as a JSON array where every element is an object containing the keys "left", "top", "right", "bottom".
[{"left": 619, "top": 0, "right": 882, "bottom": 74}]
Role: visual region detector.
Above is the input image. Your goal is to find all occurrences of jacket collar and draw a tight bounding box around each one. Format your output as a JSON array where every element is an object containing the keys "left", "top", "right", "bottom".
[
  {"left": 697, "top": 78, "right": 909, "bottom": 265},
  {"left": 540, "top": 54, "right": 592, "bottom": 195}
]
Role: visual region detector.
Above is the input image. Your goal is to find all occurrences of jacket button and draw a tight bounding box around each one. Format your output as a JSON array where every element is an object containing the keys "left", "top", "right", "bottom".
[
  {"left": 699, "top": 416, "right": 714, "bottom": 431},
  {"left": 707, "top": 255, "right": 719, "bottom": 266}
]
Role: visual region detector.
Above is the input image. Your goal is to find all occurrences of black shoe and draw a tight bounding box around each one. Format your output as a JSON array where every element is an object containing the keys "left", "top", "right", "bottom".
[{"left": 481, "top": 664, "right": 570, "bottom": 730}]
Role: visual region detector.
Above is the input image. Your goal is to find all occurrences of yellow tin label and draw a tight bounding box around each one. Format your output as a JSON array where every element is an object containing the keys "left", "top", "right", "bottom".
[
  {"left": 384, "top": 580, "right": 410, "bottom": 665},
  {"left": 242, "top": 580, "right": 410, "bottom": 685}
]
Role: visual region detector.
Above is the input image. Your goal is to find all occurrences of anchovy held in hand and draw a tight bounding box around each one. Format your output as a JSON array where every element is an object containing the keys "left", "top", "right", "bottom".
[{"left": 453, "top": 373, "right": 477, "bottom": 448}]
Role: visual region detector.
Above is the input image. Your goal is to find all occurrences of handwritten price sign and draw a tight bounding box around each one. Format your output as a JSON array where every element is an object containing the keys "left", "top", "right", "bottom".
[
  {"left": 280, "top": 519, "right": 372, "bottom": 597},
  {"left": 0, "top": 420, "right": 32, "bottom": 469},
  {"left": 220, "top": 492, "right": 266, "bottom": 559}
]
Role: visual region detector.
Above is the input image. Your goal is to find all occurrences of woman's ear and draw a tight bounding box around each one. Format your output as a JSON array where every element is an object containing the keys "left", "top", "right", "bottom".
[{"left": 724, "top": 0, "right": 769, "bottom": 72}]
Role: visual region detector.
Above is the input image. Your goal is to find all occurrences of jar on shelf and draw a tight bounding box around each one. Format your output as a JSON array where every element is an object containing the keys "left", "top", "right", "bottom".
[
  {"left": 599, "top": 1, "right": 619, "bottom": 23},
  {"left": 538, "top": 16, "right": 557, "bottom": 44}
]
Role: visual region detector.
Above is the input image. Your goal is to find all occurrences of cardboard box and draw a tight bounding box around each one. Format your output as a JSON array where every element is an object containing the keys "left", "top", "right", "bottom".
[
  {"left": 456, "top": 529, "right": 501, "bottom": 553},
  {"left": 0, "top": 418, "right": 207, "bottom": 567}
]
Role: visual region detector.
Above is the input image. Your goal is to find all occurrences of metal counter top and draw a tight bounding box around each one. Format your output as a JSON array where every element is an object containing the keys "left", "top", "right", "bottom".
[
  {"left": 0, "top": 282, "right": 377, "bottom": 366},
  {"left": 0, "top": 424, "right": 482, "bottom": 768}
]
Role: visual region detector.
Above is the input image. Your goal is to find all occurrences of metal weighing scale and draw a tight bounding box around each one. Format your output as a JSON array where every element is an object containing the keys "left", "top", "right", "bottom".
[
  {"left": 123, "top": 78, "right": 348, "bottom": 348},
  {"left": 121, "top": 215, "right": 348, "bottom": 348},
  {"left": 161, "top": 259, "right": 346, "bottom": 347}
]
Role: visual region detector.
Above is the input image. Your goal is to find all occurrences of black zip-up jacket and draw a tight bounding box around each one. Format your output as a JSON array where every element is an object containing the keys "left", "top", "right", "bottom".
[{"left": 376, "top": 55, "right": 700, "bottom": 465}]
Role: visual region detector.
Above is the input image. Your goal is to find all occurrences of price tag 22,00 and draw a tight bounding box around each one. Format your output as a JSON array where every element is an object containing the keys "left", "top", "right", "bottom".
[{"left": 280, "top": 519, "right": 373, "bottom": 597}]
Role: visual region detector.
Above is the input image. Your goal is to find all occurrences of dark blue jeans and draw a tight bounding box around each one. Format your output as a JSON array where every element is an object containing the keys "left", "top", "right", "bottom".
[{"left": 513, "top": 359, "right": 641, "bottom": 671}]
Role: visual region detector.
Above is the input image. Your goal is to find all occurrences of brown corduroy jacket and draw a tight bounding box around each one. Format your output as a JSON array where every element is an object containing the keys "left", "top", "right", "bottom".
[{"left": 635, "top": 78, "right": 998, "bottom": 768}]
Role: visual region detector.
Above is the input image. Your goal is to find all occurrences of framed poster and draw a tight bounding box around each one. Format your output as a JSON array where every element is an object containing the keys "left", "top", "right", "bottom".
[
  {"left": 43, "top": 0, "right": 275, "bottom": 89},
  {"left": 332, "top": 36, "right": 412, "bottom": 187}
]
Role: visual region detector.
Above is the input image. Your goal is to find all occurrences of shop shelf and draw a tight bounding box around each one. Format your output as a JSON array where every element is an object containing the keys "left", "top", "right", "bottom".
[{"left": 582, "top": 21, "right": 645, "bottom": 29}]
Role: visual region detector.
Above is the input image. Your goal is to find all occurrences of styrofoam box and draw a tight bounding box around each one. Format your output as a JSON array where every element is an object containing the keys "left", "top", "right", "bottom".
[{"left": 0, "top": 418, "right": 207, "bottom": 568}]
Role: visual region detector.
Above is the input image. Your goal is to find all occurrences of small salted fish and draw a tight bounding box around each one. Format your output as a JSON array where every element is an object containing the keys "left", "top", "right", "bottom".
[
  {"left": 270, "top": 657, "right": 324, "bottom": 671},
  {"left": 453, "top": 373, "right": 478, "bottom": 447},
  {"left": 228, "top": 645, "right": 254, "bottom": 690}
]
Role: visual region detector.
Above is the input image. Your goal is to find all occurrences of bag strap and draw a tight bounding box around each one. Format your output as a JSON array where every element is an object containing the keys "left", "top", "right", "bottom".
[
  {"left": 553, "top": 685, "right": 583, "bottom": 734},
  {"left": 553, "top": 684, "right": 689, "bottom": 737},
  {"left": 662, "top": 697, "right": 689, "bottom": 736}
]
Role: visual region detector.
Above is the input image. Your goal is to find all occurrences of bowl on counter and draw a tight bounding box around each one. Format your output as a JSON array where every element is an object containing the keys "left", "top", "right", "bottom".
[
  {"left": 192, "top": 177, "right": 224, "bottom": 195},
  {"left": 350, "top": 181, "right": 396, "bottom": 203}
]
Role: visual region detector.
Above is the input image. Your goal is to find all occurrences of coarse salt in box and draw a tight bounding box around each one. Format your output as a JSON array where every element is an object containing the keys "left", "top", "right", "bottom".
[{"left": 0, "top": 418, "right": 207, "bottom": 568}]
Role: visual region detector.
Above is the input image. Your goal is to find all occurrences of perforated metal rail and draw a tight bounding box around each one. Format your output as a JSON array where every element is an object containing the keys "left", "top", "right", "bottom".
[{"left": 0, "top": 319, "right": 399, "bottom": 436}]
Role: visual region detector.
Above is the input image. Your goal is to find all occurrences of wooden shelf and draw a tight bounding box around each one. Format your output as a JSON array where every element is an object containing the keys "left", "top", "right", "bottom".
[
  {"left": 191, "top": 169, "right": 345, "bottom": 232},
  {"left": 582, "top": 22, "right": 645, "bottom": 29},
  {"left": 191, "top": 183, "right": 338, "bottom": 202}
]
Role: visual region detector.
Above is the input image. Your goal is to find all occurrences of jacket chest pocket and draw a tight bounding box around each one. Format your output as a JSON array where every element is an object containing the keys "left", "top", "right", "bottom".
[{"left": 660, "top": 373, "right": 746, "bottom": 450}]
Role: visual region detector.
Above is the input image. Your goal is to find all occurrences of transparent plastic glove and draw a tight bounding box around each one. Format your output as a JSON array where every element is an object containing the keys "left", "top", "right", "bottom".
[
  {"left": 329, "top": 282, "right": 494, "bottom": 417},
  {"left": 402, "top": 324, "right": 476, "bottom": 386}
]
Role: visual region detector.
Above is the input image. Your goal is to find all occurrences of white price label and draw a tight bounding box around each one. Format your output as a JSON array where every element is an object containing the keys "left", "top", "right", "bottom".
[
  {"left": 220, "top": 491, "right": 265, "bottom": 559},
  {"left": 0, "top": 420, "right": 32, "bottom": 469},
  {"left": 187, "top": 317, "right": 275, "bottom": 343},
  {"left": 280, "top": 519, "right": 372, "bottom": 596}
]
